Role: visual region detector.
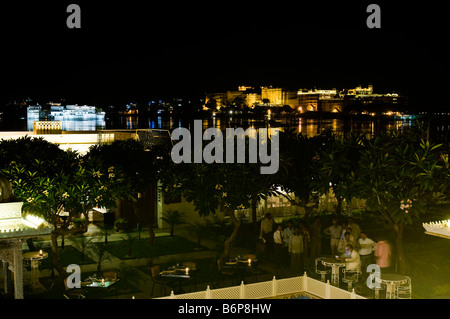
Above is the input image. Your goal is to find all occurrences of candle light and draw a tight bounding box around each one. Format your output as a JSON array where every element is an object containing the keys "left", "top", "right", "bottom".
[
  {"left": 39, "top": 250, "right": 43, "bottom": 256},
  {"left": 248, "top": 258, "right": 252, "bottom": 266},
  {"left": 185, "top": 267, "right": 189, "bottom": 275},
  {"left": 101, "top": 278, "right": 105, "bottom": 287}
]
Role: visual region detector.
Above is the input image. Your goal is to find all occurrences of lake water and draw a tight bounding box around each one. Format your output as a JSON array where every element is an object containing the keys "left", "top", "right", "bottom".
[
  {"left": 107, "top": 115, "right": 416, "bottom": 138},
  {"left": 1, "top": 114, "right": 449, "bottom": 139}
]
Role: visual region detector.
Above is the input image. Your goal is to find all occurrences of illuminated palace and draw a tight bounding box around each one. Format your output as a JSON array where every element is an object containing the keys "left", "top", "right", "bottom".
[{"left": 205, "top": 85, "right": 404, "bottom": 114}]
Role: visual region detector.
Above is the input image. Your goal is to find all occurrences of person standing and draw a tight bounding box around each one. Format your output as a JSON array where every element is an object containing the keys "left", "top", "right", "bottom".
[
  {"left": 357, "top": 231, "right": 376, "bottom": 280},
  {"left": 299, "top": 222, "right": 310, "bottom": 262},
  {"left": 323, "top": 217, "right": 342, "bottom": 256},
  {"left": 260, "top": 213, "right": 274, "bottom": 253},
  {"left": 273, "top": 224, "right": 285, "bottom": 275},
  {"left": 283, "top": 220, "right": 295, "bottom": 250},
  {"left": 348, "top": 217, "right": 361, "bottom": 242},
  {"left": 289, "top": 226, "right": 304, "bottom": 275},
  {"left": 310, "top": 217, "right": 322, "bottom": 260},
  {"left": 375, "top": 238, "right": 393, "bottom": 273}
]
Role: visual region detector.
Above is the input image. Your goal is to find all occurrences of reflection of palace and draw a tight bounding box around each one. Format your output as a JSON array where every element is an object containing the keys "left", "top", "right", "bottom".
[{"left": 27, "top": 104, "right": 105, "bottom": 131}]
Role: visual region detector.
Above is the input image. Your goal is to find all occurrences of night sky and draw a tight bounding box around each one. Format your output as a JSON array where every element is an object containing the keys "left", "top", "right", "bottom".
[{"left": 2, "top": 1, "right": 448, "bottom": 111}]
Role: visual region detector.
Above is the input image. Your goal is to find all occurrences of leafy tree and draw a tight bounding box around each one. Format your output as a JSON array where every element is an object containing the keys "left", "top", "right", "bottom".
[
  {"left": 0, "top": 136, "right": 128, "bottom": 278},
  {"left": 121, "top": 232, "right": 138, "bottom": 257},
  {"left": 91, "top": 240, "right": 111, "bottom": 276},
  {"left": 161, "top": 130, "right": 281, "bottom": 257},
  {"left": 314, "top": 133, "right": 364, "bottom": 216},
  {"left": 275, "top": 128, "right": 335, "bottom": 215},
  {"left": 87, "top": 139, "right": 169, "bottom": 244},
  {"left": 70, "top": 235, "right": 93, "bottom": 263},
  {"left": 355, "top": 131, "right": 445, "bottom": 273}
]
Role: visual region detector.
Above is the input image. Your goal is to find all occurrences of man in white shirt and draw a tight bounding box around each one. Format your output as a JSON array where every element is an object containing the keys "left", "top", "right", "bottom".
[
  {"left": 283, "top": 220, "right": 294, "bottom": 249},
  {"left": 273, "top": 224, "right": 284, "bottom": 273},
  {"left": 289, "top": 226, "right": 304, "bottom": 275},
  {"left": 357, "top": 231, "right": 376, "bottom": 277},
  {"left": 324, "top": 217, "right": 342, "bottom": 256}
]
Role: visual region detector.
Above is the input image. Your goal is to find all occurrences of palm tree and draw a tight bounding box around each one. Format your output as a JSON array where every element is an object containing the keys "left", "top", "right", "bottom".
[
  {"left": 121, "top": 232, "right": 138, "bottom": 257},
  {"left": 161, "top": 209, "right": 186, "bottom": 236},
  {"left": 70, "top": 235, "right": 93, "bottom": 263},
  {"left": 96, "top": 223, "right": 113, "bottom": 245},
  {"left": 91, "top": 240, "right": 111, "bottom": 276}
]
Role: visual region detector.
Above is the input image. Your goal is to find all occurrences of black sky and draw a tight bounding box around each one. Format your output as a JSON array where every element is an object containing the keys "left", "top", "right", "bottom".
[{"left": 2, "top": 1, "right": 449, "bottom": 111}]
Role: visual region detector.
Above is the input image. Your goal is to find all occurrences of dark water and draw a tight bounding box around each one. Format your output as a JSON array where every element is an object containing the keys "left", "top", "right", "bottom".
[{"left": 2, "top": 115, "right": 450, "bottom": 140}]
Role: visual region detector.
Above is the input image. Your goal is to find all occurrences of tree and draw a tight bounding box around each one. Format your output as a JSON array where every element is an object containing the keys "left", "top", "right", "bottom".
[
  {"left": 0, "top": 136, "right": 129, "bottom": 279},
  {"left": 70, "top": 235, "right": 93, "bottom": 264},
  {"left": 121, "top": 232, "right": 138, "bottom": 258},
  {"left": 87, "top": 139, "right": 169, "bottom": 244},
  {"left": 355, "top": 131, "right": 444, "bottom": 274},
  {"left": 161, "top": 160, "right": 274, "bottom": 258},
  {"left": 314, "top": 133, "right": 364, "bottom": 216},
  {"left": 161, "top": 128, "right": 281, "bottom": 258},
  {"left": 274, "top": 128, "right": 335, "bottom": 215},
  {"left": 91, "top": 240, "right": 111, "bottom": 276}
]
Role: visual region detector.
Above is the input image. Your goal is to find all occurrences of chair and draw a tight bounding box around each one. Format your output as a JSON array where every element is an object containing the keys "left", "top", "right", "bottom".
[
  {"left": 150, "top": 265, "right": 171, "bottom": 296},
  {"left": 63, "top": 279, "right": 87, "bottom": 299},
  {"left": 368, "top": 281, "right": 386, "bottom": 299},
  {"left": 103, "top": 271, "right": 118, "bottom": 280},
  {"left": 315, "top": 257, "right": 330, "bottom": 282},
  {"left": 182, "top": 261, "right": 197, "bottom": 291},
  {"left": 342, "top": 269, "right": 360, "bottom": 292},
  {"left": 395, "top": 276, "right": 412, "bottom": 299}
]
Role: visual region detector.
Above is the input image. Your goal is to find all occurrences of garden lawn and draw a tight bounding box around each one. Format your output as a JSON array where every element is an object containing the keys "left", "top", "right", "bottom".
[{"left": 103, "top": 235, "right": 205, "bottom": 260}]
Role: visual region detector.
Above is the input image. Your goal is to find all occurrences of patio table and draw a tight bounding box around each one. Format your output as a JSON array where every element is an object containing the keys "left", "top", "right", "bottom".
[
  {"left": 380, "top": 273, "right": 409, "bottom": 299},
  {"left": 321, "top": 257, "right": 347, "bottom": 286}
]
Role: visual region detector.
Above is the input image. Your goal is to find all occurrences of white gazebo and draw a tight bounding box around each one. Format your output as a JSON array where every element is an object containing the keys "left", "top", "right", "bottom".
[
  {"left": 0, "top": 176, "right": 53, "bottom": 299},
  {"left": 423, "top": 220, "right": 450, "bottom": 240}
]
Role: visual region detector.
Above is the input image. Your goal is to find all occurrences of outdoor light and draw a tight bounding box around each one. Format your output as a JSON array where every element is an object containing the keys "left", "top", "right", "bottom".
[
  {"left": 101, "top": 278, "right": 105, "bottom": 286},
  {"left": 185, "top": 267, "right": 189, "bottom": 275},
  {"left": 39, "top": 249, "right": 43, "bottom": 256},
  {"left": 248, "top": 258, "right": 252, "bottom": 266}
]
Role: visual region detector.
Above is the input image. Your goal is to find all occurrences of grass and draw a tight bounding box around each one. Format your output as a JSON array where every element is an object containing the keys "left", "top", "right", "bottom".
[
  {"left": 102, "top": 235, "right": 205, "bottom": 260},
  {"left": 348, "top": 206, "right": 450, "bottom": 299}
]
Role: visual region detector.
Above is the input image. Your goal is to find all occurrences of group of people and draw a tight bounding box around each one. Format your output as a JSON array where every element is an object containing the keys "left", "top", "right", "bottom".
[
  {"left": 259, "top": 213, "right": 394, "bottom": 278},
  {"left": 323, "top": 216, "right": 393, "bottom": 276},
  {"left": 260, "top": 213, "right": 310, "bottom": 276}
]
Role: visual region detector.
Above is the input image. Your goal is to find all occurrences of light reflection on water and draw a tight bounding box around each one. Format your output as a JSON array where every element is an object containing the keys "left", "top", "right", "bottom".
[
  {"left": 19, "top": 115, "right": 443, "bottom": 139},
  {"left": 106, "top": 116, "right": 417, "bottom": 138}
]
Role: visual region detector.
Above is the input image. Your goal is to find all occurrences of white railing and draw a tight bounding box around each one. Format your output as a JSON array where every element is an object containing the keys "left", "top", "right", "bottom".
[{"left": 156, "top": 272, "right": 366, "bottom": 299}]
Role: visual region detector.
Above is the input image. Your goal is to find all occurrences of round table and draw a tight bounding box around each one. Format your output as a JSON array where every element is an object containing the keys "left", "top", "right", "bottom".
[
  {"left": 380, "top": 273, "right": 409, "bottom": 299},
  {"left": 23, "top": 251, "right": 48, "bottom": 289},
  {"left": 321, "top": 257, "right": 347, "bottom": 286}
]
